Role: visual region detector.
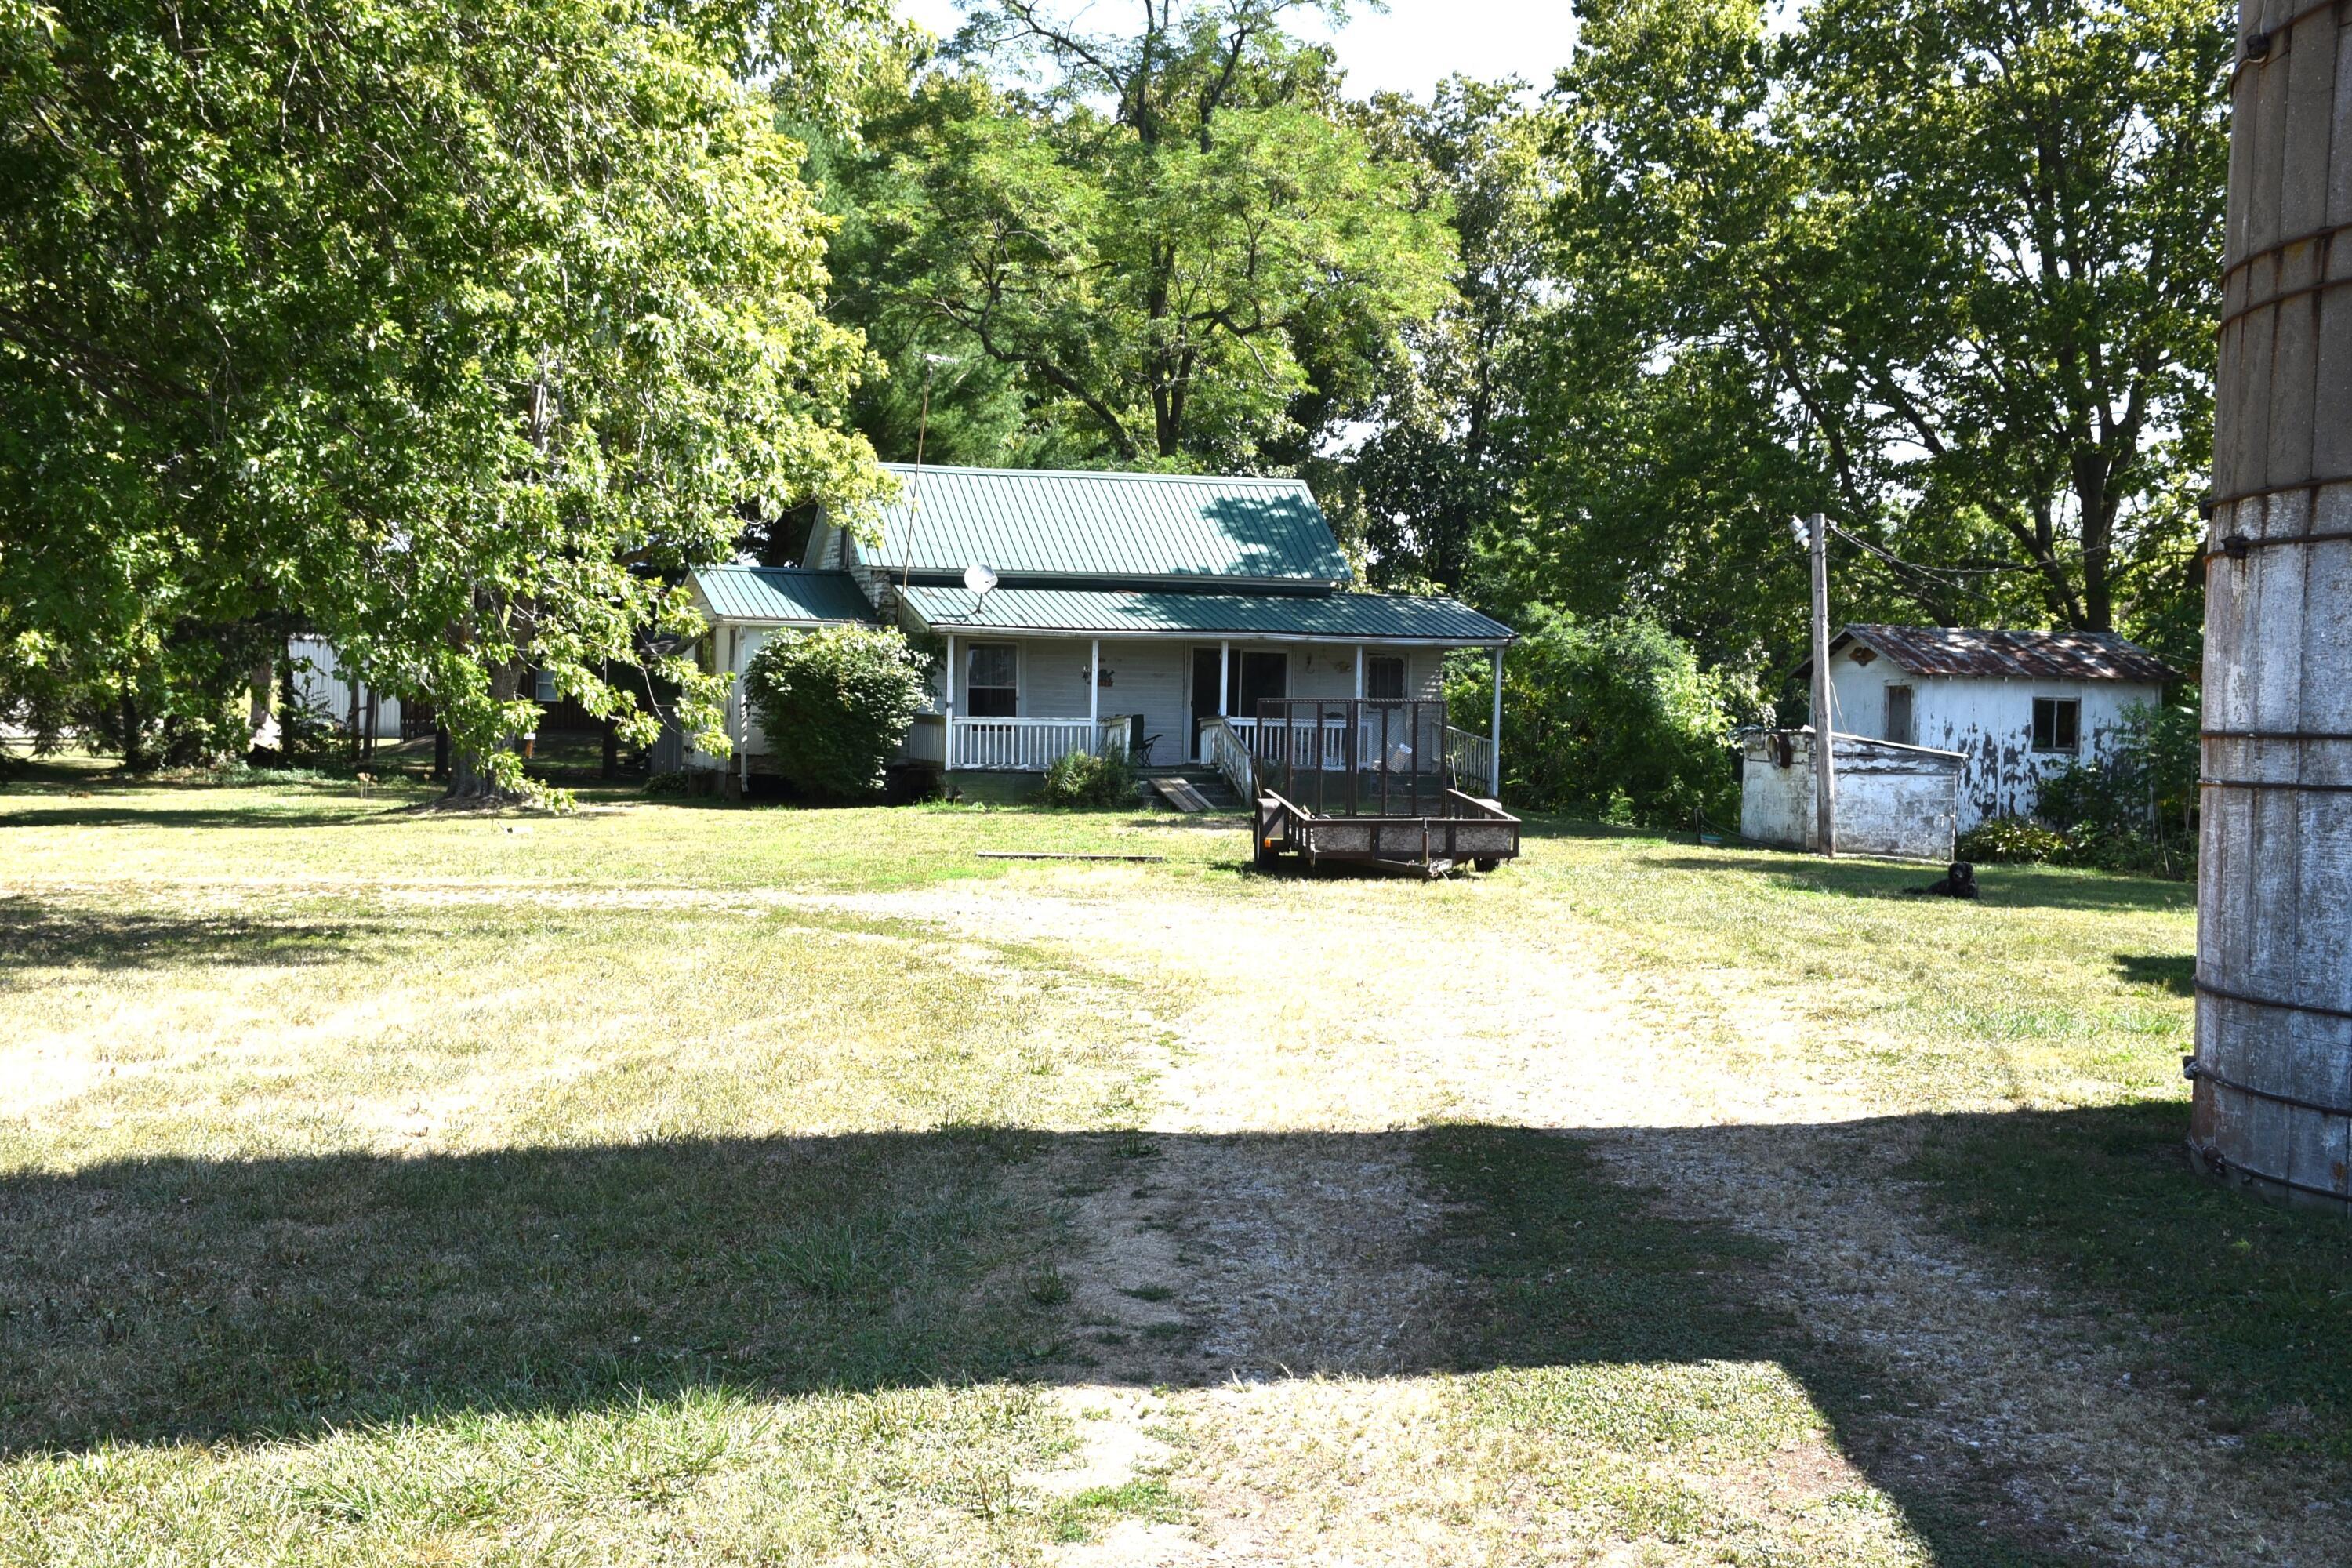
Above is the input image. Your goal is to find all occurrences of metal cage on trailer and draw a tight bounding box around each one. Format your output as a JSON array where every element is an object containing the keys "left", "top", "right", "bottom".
[{"left": 1221, "top": 697, "right": 1520, "bottom": 877}]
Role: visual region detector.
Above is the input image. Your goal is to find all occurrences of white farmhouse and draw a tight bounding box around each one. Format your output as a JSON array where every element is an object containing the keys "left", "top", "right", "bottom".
[{"left": 1802, "top": 624, "right": 2176, "bottom": 832}]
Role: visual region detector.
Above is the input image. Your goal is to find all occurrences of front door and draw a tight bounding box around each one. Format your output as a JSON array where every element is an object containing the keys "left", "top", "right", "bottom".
[{"left": 1190, "top": 648, "right": 1289, "bottom": 758}]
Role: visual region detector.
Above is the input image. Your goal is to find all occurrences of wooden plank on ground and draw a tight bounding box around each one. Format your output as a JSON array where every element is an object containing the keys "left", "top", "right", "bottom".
[
  {"left": 975, "top": 851, "right": 1167, "bottom": 862},
  {"left": 1152, "top": 777, "right": 1214, "bottom": 813}
]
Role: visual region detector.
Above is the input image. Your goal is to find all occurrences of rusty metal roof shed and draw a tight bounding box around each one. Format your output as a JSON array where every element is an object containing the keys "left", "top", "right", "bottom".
[{"left": 1798, "top": 624, "right": 2177, "bottom": 683}]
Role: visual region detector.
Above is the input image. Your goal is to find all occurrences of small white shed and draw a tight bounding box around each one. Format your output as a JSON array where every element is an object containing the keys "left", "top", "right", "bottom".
[
  {"left": 1738, "top": 729, "right": 1965, "bottom": 862},
  {"left": 1797, "top": 625, "right": 2175, "bottom": 832}
]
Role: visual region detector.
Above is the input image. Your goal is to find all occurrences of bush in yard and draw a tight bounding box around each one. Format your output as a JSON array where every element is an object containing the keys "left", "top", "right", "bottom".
[
  {"left": 1956, "top": 816, "right": 2071, "bottom": 865},
  {"left": 742, "top": 628, "right": 930, "bottom": 800},
  {"left": 2025, "top": 701, "right": 2198, "bottom": 877},
  {"left": 1447, "top": 606, "right": 1737, "bottom": 828},
  {"left": 1036, "top": 747, "right": 1136, "bottom": 808},
  {"left": 1960, "top": 704, "right": 2201, "bottom": 877}
]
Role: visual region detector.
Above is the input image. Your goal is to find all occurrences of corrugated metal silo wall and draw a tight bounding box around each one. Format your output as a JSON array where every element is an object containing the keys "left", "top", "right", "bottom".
[{"left": 2193, "top": 0, "right": 2352, "bottom": 1211}]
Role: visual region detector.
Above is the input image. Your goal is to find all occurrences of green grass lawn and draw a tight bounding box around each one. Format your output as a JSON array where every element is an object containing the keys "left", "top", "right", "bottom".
[{"left": 2, "top": 757, "right": 2343, "bottom": 1565}]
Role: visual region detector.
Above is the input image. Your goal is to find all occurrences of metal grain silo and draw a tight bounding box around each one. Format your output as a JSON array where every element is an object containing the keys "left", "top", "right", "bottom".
[{"left": 2190, "top": 0, "right": 2352, "bottom": 1212}]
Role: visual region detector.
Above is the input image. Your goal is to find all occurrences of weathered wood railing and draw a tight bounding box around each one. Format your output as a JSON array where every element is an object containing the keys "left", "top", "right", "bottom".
[
  {"left": 1202, "top": 718, "right": 1256, "bottom": 799},
  {"left": 1444, "top": 725, "right": 1495, "bottom": 794},
  {"left": 950, "top": 717, "right": 1127, "bottom": 771}
]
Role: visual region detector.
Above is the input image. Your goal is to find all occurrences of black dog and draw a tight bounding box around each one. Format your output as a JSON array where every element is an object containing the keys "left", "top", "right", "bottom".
[{"left": 1907, "top": 860, "right": 1979, "bottom": 899}]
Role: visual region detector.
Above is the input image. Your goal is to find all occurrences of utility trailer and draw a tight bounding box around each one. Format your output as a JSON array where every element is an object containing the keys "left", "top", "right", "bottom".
[{"left": 1225, "top": 699, "right": 1521, "bottom": 877}]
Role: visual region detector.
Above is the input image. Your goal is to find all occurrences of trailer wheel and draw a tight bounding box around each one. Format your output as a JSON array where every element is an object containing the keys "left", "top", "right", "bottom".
[{"left": 1474, "top": 857, "right": 1501, "bottom": 873}]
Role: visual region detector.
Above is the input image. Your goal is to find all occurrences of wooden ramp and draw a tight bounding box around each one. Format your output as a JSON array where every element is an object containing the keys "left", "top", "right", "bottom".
[{"left": 1150, "top": 776, "right": 1216, "bottom": 813}]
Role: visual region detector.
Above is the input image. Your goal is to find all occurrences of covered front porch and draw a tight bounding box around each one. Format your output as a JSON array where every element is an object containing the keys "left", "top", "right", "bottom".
[
  {"left": 895, "top": 583, "right": 1513, "bottom": 800},
  {"left": 913, "top": 629, "right": 1502, "bottom": 800}
]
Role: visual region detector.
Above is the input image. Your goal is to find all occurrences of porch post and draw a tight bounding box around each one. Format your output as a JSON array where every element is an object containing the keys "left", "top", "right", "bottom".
[
  {"left": 1088, "top": 637, "right": 1101, "bottom": 750},
  {"left": 738, "top": 633, "right": 751, "bottom": 793},
  {"left": 943, "top": 632, "right": 956, "bottom": 775},
  {"left": 1488, "top": 644, "right": 1504, "bottom": 798},
  {"left": 1354, "top": 643, "right": 1364, "bottom": 700},
  {"left": 1218, "top": 639, "right": 1229, "bottom": 717}
]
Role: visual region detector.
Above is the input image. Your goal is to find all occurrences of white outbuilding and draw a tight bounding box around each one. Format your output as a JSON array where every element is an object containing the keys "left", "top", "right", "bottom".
[
  {"left": 1792, "top": 624, "right": 2176, "bottom": 833},
  {"left": 1737, "top": 728, "right": 1966, "bottom": 861}
]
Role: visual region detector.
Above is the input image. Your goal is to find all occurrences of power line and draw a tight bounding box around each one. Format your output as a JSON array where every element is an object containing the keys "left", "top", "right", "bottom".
[{"left": 1823, "top": 521, "right": 2060, "bottom": 590}]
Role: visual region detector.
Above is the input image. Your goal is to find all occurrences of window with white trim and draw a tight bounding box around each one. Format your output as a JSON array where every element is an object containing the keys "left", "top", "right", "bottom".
[
  {"left": 533, "top": 669, "right": 558, "bottom": 703},
  {"left": 1365, "top": 655, "right": 1407, "bottom": 701},
  {"left": 2031, "top": 696, "right": 2079, "bottom": 753},
  {"left": 965, "top": 643, "right": 1018, "bottom": 717}
]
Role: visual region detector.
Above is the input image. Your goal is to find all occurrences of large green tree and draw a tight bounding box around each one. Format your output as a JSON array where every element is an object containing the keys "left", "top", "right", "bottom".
[
  {"left": 1323, "top": 78, "right": 1556, "bottom": 592},
  {"left": 1, "top": 0, "right": 894, "bottom": 795},
  {"left": 1517, "top": 0, "right": 2227, "bottom": 669},
  {"left": 818, "top": 1, "right": 1453, "bottom": 470}
]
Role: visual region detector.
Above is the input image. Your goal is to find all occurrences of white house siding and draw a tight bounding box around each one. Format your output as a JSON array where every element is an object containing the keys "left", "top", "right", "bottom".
[
  {"left": 1739, "top": 731, "right": 1962, "bottom": 862},
  {"left": 1283, "top": 644, "right": 1447, "bottom": 704},
  {"left": 1826, "top": 648, "right": 2161, "bottom": 829},
  {"left": 687, "top": 624, "right": 776, "bottom": 772}
]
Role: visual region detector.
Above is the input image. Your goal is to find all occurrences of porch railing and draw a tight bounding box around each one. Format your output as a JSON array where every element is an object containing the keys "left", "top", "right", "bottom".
[
  {"left": 1444, "top": 725, "right": 1496, "bottom": 796},
  {"left": 950, "top": 717, "right": 1127, "bottom": 771},
  {"left": 1203, "top": 717, "right": 1256, "bottom": 800},
  {"left": 1225, "top": 713, "right": 1494, "bottom": 788},
  {"left": 1223, "top": 714, "right": 1352, "bottom": 771}
]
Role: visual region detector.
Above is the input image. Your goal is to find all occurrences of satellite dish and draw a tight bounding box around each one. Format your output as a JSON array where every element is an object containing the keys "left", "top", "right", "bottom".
[{"left": 962, "top": 564, "right": 998, "bottom": 619}]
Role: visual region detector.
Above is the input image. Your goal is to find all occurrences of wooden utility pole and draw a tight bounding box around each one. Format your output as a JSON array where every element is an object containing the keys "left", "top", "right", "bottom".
[{"left": 1808, "top": 512, "right": 1836, "bottom": 858}]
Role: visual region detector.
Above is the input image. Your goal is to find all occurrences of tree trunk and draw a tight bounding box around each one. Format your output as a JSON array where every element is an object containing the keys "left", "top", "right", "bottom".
[
  {"left": 118, "top": 677, "right": 148, "bottom": 774},
  {"left": 248, "top": 655, "right": 274, "bottom": 755},
  {"left": 278, "top": 658, "right": 299, "bottom": 763},
  {"left": 2071, "top": 456, "right": 2116, "bottom": 632},
  {"left": 442, "top": 659, "right": 525, "bottom": 802}
]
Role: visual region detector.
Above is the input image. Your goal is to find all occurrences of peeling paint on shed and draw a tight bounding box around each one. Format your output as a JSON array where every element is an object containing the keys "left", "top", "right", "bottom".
[
  {"left": 1796, "top": 626, "right": 2174, "bottom": 831},
  {"left": 1738, "top": 730, "right": 1963, "bottom": 862}
]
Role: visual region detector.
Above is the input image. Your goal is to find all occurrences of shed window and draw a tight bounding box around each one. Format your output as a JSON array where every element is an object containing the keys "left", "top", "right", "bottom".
[
  {"left": 965, "top": 643, "right": 1018, "bottom": 717},
  {"left": 533, "top": 669, "right": 558, "bottom": 703},
  {"left": 2031, "top": 697, "right": 2080, "bottom": 753},
  {"left": 1365, "top": 655, "right": 1407, "bottom": 701},
  {"left": 1884, "top": 684, "right": 1914, "bottom": 746}
]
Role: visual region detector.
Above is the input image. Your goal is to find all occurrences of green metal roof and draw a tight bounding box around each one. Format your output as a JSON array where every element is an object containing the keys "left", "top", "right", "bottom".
[
  {"left": 693, "top": 566, "right": 879, "bottom": 625},
  {"left": 899, "top": 586, "right": 1513, "bottom": 644},
  {"left": 869, "top": 464, "right": 1350, "bottom": 584}
]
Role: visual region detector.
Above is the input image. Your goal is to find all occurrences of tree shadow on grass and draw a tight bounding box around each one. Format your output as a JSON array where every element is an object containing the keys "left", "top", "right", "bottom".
[
  {"left": 1642, "top": 850, "right": 2194, "bottom": 914},
  {"left": 0, "top": 804, "right": 414, "bottom": 831},
  {"left": 0, "top": 896, "right": 397, "bottom": 971},
  {"left": 2113, "top": 952, "right": 2195, "bottom": 996},
  {"left": 5, "top": 1109, "right": 2345, "bottom": 1563}
]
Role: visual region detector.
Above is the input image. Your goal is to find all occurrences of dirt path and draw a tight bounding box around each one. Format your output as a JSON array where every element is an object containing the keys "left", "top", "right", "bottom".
[
  {"left": 27, "top": 862, "right": 2319, "bottom": 1562},
  {"left": 807, "top": 873, "right": 2343, "bottom": 1565}
]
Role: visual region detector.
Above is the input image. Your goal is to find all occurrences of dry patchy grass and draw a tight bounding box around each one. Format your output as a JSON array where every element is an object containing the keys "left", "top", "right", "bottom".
[{"left": 3, "top": 764, "right": 2343, "bottom": 1567}]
